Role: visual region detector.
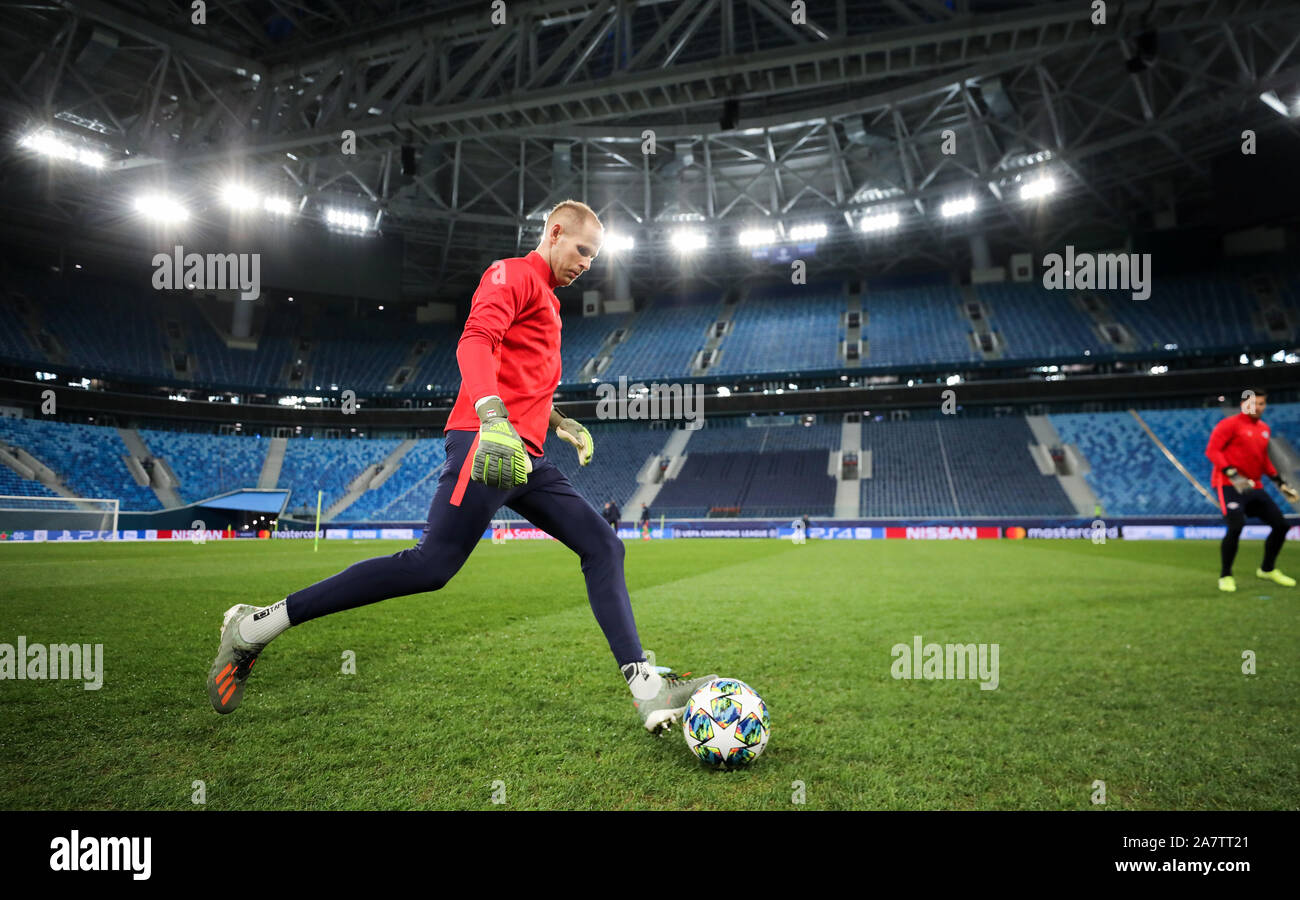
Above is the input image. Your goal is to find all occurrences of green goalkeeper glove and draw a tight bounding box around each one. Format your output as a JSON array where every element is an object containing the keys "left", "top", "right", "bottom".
[
  {"left": 472, "top": 398, "right": 532, "bottom": 489},
  {"left": 1269, "top": 473, "right": 1299, "bottom": 503},
  {"left": 554, "top": 415, "right": 593, "bottom": 466}
]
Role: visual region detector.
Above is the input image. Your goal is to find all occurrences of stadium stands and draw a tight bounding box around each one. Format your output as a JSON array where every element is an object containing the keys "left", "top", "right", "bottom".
[
  {"left": 0, "top": 417, "right": 161, "bottom": 510},
  {"left": 3, "top": 263, "right": 1297, "bottom": 395},
  {"left": 1105, "top": 276, "right": 1262, "bottom": 352},
  {"left": 978, "top": 283, "right": 1106, "bottom": 360},
  {"left": 346, "top": 439, "right": 448, "bottom": 522},
  {"left": 943, "top": 418, "right": 1076, "bottom": 516},
  {"left": 711, "top": 286, "right": 843, "bottom": 375},
  {"left": 685, "top": 417, "right": 839, "bottom": 453},
  {"left": 741, "top": 450, "right": 837, "bottom": 517},
  {"left": 0, "top": 464, "right": 61, "bottom": 499},
  {"left": 1050, "top": 411, "right": 1183, "bottom": 516},
  {"left": 278, "top": 436, "right": 404, "bottom": 515},
  {"left": 649, "top": 418, "right": 840, "bottom": 517},
  {"left": 139, "top": 429, "right": 269, "bottom": 504},
  {"left": 1051, "top": 404, "right": 1300, "bottom": 516},
  {"left": 560, "top": 313, "right": 631, "bottom": 383},
  {"left": 653, "top": 448, "right": 836, "bottom": 518},
  {"left": 179, "top": 294, "right": 298, "bottom": 389},
  {"left": 540, "top": 422, "right": 672, "bottom": 519},
  {"left": 862, "top": 282, "right": 977, "bottom": 367},
  {"left": 597, "top": 295, "right": 719, "bottom": 381},
  {"left": 409, "top": 327, "right": 464, "bottom": 395},
  {"left": 859, "top": 420, "right": 956, "bottom": 517},
  {"left": 20, "top": 270, "right": 171, "bottom": 381},
  {"left": 2, "top": 405, "right": 1296, "bottom": 522},
  {"left": 296, "top": 313, "right": 410, "bottom": 395},
  {"left": 860, "top": 417, "right": 1076, "bottom": 517},
  {"left": 652, "top": 451, "right": 754, "bottom": 517},
  {"left": 0, "top": 293, "right": 38, "bottom": 362}
]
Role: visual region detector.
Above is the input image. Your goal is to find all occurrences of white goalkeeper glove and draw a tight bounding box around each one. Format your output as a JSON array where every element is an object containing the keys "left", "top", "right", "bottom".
[
  {"left": 1224, "top": 467, "right": 1254, "bottom": 493},
  {"left": 1268, "top": 473, "right": 1299, "bottom": 503}
]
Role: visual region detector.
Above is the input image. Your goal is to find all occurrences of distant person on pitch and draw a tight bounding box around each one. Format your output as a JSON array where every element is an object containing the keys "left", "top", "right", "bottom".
[
  {"left": 1206, "top": 389, "right": 1298, "bottom": 592},
  {"left": 207, "top": 199, "right": 714, "bottom": 732}
]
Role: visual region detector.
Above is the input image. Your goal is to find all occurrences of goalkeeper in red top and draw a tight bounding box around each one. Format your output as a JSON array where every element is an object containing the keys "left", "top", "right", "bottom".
[
  {"left": 1206, "top": 389, "right": 1299, "bottom": 592},
  {"left": 207, "top": 200, "right": 714, "bottom": 730}
]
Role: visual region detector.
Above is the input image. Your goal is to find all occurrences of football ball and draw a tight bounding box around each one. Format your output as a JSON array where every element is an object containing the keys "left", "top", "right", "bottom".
[{"left": 683, "top": 678, "right": 770, "bottom": 767}]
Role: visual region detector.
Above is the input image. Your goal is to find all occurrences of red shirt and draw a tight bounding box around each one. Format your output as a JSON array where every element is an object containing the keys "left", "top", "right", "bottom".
[
  {"left": 444, "top": 250, "right": 562, "bottom": 455},
  {"left": 1206, "top": 412, "right": 1277, "bottom": 489}
]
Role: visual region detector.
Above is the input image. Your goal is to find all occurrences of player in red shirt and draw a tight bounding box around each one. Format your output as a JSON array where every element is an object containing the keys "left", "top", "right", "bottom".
[
  {"left": 1205, "top": 388, "right": 1299, "bottom": 592},
  {"left": 208, "top": 200, "right": 715, "bottom": 730}
]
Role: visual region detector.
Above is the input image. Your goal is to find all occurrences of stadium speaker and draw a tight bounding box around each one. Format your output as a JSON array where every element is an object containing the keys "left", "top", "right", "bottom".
[
  {"left": 720, "top": 99, "right": 739, "bottom": 131},
  {"left": 400, "top": 145, "right": 417, "bottom": 177}
]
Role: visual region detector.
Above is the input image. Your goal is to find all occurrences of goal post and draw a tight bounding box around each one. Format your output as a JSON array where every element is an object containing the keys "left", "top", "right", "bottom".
[{"left": 0, "top": 496, "right": 119, "bottom": 539}]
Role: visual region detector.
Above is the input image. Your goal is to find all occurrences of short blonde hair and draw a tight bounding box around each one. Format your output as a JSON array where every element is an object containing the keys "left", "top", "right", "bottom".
[{"left": 545, "top": 199, "right": 602, "bottom": 234}]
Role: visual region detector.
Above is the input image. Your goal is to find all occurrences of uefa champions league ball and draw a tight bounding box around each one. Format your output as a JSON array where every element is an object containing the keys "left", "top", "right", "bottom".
[{"left": 683, "top": 678, "right": 770, "bottom": 767}]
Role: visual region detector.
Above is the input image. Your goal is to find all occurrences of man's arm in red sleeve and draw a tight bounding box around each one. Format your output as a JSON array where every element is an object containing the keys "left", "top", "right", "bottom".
[
  {"left": 456, "top": 262, "right": 520, "bottom": 408},
  {"left": 1205, "top": 418, "right": 1233, "bottom": 471}
]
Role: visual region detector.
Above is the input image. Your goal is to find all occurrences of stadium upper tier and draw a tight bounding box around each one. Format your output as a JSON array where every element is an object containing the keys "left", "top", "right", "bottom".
[
  {"left": 3, "top": 263, "right": 1295, "bottom": 395},
  {"left": 4, "top": 405, "right": 1295, "bottom": 522},
  {"left": 709, "top": 283, "right": 845, "bottom": 375}
]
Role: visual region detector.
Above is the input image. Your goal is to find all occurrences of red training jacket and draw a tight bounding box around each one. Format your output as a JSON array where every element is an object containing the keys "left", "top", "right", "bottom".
[
  {"left": 1205, "top": 412, "right": 1276, "bottom": 490},
  {"left": 444, "top": 250, "right": 563, "bottom": 455}
]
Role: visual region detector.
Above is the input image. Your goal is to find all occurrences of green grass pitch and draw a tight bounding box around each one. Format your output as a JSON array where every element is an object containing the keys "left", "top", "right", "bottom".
[{"left": 0, "top": 538, "right": 1296, "bottom": 810}]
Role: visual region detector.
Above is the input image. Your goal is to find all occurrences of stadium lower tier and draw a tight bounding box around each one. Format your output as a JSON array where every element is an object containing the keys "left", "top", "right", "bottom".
[{"left": 0, "top": 403, "right": 1297, "bottom": 522}]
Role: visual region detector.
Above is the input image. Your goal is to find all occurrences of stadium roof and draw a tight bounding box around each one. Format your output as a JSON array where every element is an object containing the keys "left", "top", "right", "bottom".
[{"left": 2, "top": 0, "right": 1299, "bottom": 299}]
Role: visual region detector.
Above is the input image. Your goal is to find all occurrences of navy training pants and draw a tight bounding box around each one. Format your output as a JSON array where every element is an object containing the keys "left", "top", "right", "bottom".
[
  {"left": 284, "top": 430, "right": 644, "bottom": 666},
  {"left": 1217, "top": 483, "right": 1289, "bottom": 577}
]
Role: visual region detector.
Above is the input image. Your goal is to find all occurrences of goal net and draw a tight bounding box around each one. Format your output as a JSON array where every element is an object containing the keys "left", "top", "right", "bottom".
[{"left": 0, "top": 496, "right": 119, "bottom": 540}]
